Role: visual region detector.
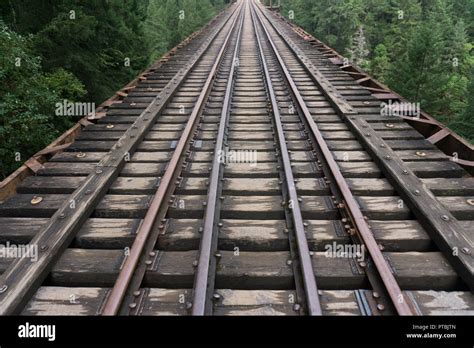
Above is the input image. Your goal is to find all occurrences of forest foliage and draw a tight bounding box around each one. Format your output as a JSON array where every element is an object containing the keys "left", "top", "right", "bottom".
[
  {"left": 0, "top": 0, "right": 228, "bottom": 178},
  {"left": 279, "top": 0, "right": 474, "bottom": 143}
]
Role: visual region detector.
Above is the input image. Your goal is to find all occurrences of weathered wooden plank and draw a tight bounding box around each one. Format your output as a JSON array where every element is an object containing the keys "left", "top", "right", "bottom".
[
  {"left": 0, "top": 194, "right": 151, "bottom": 218},
  {"left": 22, "top": 287, "right": 474, "bottom": 316},
  {"left": 49, "top": 249, "right": 125, "bottom": 286},
  {"left": 0, "top": 249, "right": 457, "bottom": 291},
  {"left": 37, "top": 163, "right": 96, "bottom": 177},
  {"left": 369, "top": 220, "right": 432, "bottom": 251},
  {"left": 147, "top": 251, "right": 363, "bottom": 290},
  {"left": 51, "top": 152, "right": 106, "bottom": 163},
  {"left": 407, "top": 161, "right": 465, "bottom": 178},
  {"left": 337, "top": 162, "right": 381, "bottom": 178},
  {"left": 345, "top": 178, "right": 395, "bottom": 196},
  {"left": 18, "top": 177, "right": 85, "bottom": 194},
  {"left": 387, "top": 252, "right": 459, "bottom": 290},
  {"left": 0, "top": 218, "right": 139, "bottom": 248},
  {"left": 168, "top": 195, "right": 288, "bottom": 219},
  {"left": 222, "top": 178, "right": 282, "bottom": 195},
  {"left": 422, "top": 178, "right": 474, "bottom": 196},
  {"left": 407, "top": 291, "right": 474, "bottom": 315},
  {"left": 356, "top": 196, "right": 411, "bottom": 220},
  {"left": 436, "top": 197, "right": 474, "bottom": 220},
  {"left": 22, "top": 287, "right": 109, "bottom": 316}
]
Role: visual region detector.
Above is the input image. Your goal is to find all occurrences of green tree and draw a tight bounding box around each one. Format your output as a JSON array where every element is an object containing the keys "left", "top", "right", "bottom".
[
  {"left": 370, "top": 43, "right": 390, "bottom": 82},
  {"left": 449, "top": 68, "right": 474, "bottom": 142},
  {"left": 0, "top": 22, "right": 86, "bottom": 178},
  {"left": 348, "top": 26, "right": 370, "bottom": 69}
]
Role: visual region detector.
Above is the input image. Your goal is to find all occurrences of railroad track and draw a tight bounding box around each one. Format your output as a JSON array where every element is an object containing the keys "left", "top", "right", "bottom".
[{"left": 0, "top": 0, "right": 473, "bottom": 316}]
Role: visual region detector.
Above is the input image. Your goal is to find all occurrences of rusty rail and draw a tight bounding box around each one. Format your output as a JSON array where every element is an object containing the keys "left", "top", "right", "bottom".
[
  {"left": 251, "top": 3, "right": 323, "bottom": 316},
  {"left": 191, "top": 3, "right": 246, "bottom": 316}
]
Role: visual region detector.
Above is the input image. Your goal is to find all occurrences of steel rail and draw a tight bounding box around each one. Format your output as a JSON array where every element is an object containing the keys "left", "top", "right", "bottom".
[
  {"left": 0, "top": 3, "right": 242, "bottom": 317},
  {"left": 101, "top": 2, "right": 245, "bottom": 315},
  {"left": 191, "top": 3, "right": 246, "bottom": 316},
  {"left": 250, "top": 4, "right": 323, "bottom": 316},
  {"left": 252, "top": 0, "right": 414, "bottom": 315}
]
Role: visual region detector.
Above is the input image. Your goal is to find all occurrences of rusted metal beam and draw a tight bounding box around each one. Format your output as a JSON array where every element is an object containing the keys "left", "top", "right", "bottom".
[{"left": 428, "top": 128, "right": 452, "bottom": 144}]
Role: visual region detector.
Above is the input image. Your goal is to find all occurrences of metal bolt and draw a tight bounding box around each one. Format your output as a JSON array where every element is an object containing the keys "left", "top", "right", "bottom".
[
  {"left": 377, "top": 304, "right": 385, "bottom": 311},
  {"left": 462, "top": 248, "right": 471, "bottom": 255},
  {"left": 0, "top": 285, "right": 7, "bottom": 294},
  {"left": 59, "top": 213, "right": 66, "bottom": 219},
  {"left": 212, "top": 293, "right": 221, "bottom": 301},
  {"left": 359, "top": 261, "right": 367, "bottom": 268},
  {"left": 441, "top": 215, "right": 450, "bottom": 222},
  {"left": 414, "top": 190, "right": 421, "bottom": 196},
  {"left": 145, "top": 260, "right": 153, "bottom": 266},
  {"left": 186, "top": 302, "right": 193, "bottom": 310},
  {"left": 293, "top": 304, "right": 301, "bottom": 312},
  {"left": 192, "top": 260, "right": 199, "bottom": 267},
  {"left": 129, "top": 303, "right": 137, "bottom": 309},
  {"left": 133, "top": 291, "right": 141, "bottom": 297},
  {"left": 30, "top": 196, "right": 43, "bottom": 205},
  {"left": 40, "top": 245, "right": 48, "bottom": 251},
  {"left": 467, "top": 199, "right": 474, "bottom": 206},
  {"left": 215, "top": 253, "right": 222, "bottom": 259},
  {"left": 287, "top": 260, "right": 293, "bottom": 266},
  {"left": 372, "top": 292, "right": 380, "bottom": 299}
]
